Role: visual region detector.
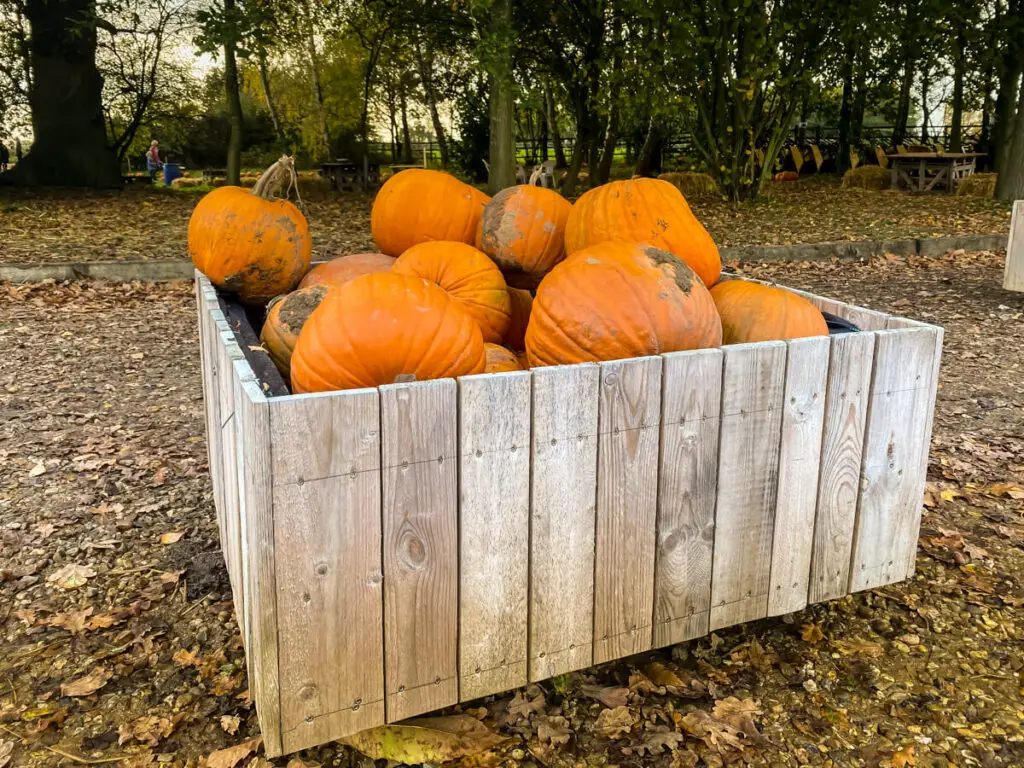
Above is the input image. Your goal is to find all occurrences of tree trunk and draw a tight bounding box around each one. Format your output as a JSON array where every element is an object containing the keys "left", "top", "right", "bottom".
[
  {"left": 892, "top": 60, "right": 915, "bottom": 147},
  {"left": 257, "top": 51, "right": 282, "bottom": 142},
  {"left": 1, "top": 0, "right": 120, "bottom": 187},
  {"left": 400, "top": 75, "right": 413, "bottom": 164},
  {"left": 223, "top": 4, "right": 244, "bottom": 187},
  {"left": 635, "top": 115, "right": 664, "bottom": 177},
  {"left": 993, "top": 52, "right": 1022, "bottom": 171},
  {"left": 538, "top": 105, "right": 549, "bottom": 162},
  {"left": 302, "top": 0, "right": 331, "bottom": 159},
  {"left": 949, "top": 31, "right": 966, "bottom": 152},
  {"left": 486, "top": 0, "right": 515, "bottom": 194},
  {"left": 416, "top": 44, "right": 449, "bottom": 167},
  {"left": 920, "top": 68, "right": 931, "bottom": 144},
  {"left": 837, "top": 41, "right": 856, "bottom": 173},
  {"left": 995, "top": 83, "right": 1024, "bottom": 200},
  {"left": 545, "top": 86, "right": 567, "bottom": 168},
  {"left": 596, "top": 108, "right": 618, "bottom": 184}
]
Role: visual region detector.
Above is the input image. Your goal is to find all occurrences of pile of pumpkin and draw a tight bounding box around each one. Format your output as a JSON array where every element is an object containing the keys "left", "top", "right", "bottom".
[{"left": 189, "top": 158, "right": 828, "bottom": 393}]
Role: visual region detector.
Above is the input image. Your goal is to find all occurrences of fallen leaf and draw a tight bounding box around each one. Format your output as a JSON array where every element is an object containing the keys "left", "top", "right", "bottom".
[
  {"left": 118, "top": 715, "right": 176, "bottom": 746},
  {"left": 13, "top": 609, "right": 36, "bottom": 626},
  {"left": 890, "top": 744, "right": 917, "bottom": 768},
  {"left": 680, "top": 710, "right": 744, "bottom": 752},
  {"left": 621, "top": 725, "right": 683, "bottom": 755},
  {"left": 340, "top": 716, "right": 507, "bottom": 763},
  {"left": 47, "top": 563, "right": 96, "bottom": 589},
  {"left": 0, "top": 739, "right": 12, "bottom": 768},
  {"left": 988, "top": 483, "right": 1024, "bottom": 500},
  {"left": 580, "top": 684, "right": 629, "bottom": 708},
  {"left": 61, "top": 667, "right": 112, "bottom": 697},
  {"left": 220, "top": 715, "right": 241, "bottom": 735},
  {"left": 159, "top": 531, "right": 184, "bottom": 545},
  {"left": 160, "top": 569, "right": 185, "bottom": 583},
  {"left": 644, "top": 661, "right": 686, "bottom": 689},
  {"left": 593, "top": 706, "right": 635, "bottom": 739},
  {"left": 537, "top": 715, "right": 572, "bottom": 746},
  {"left": 285, "top": 759, "right": 320, "bottom": 768},
  {"left": 27, "top": 461, "right": 46, "bottom": 477},
  {"left": 34, "top": 522, "right": 56, "bottom": 539},
  {"left": 506, "top": 687, "right": 545, "bottom": 723},
  {"left": 832, "top": 637, "right": 884, "bottom": 658},
  {"left": 205, "top": 737, "right": 262, "bottom": 768},
  {"left": 173, "top": 648, "right": 199, "bottom": 667},
  {"left": 801, "top": 623, "right": 825, "bottom": 644},
  {"left": 712, "top": 697, "right": 762, "bottom": 742}
]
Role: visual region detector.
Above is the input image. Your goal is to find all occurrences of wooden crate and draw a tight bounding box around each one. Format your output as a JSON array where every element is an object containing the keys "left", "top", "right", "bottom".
[{"left": 194, "top": 272, "right": 943, "bottom": 757}]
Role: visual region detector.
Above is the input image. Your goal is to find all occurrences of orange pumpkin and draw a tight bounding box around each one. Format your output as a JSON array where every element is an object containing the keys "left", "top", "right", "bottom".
[
  {"left": 484, "top": 343, "right": 521, "bottom": 373},
  {"left": 291, "top": 272, "right": 486, "bottom": 392},
  {"left": 299, "top": 252, "right": 395, "bottom": 289},
  {"left": 564, "top": 178, "right": 721, "bottom": 287},
  {"left": 710, "top": 280, "right": 828, "bottom": 344},
  {"left": 391, "top": 241, "right": 511, "bottom": 343},
  {"left": 189, "top": 156, "right": 312, "bottom": 304},
  {"left": 515, "top": 350, "right": 530, "bottom": 370},
  {"left": 773, "top": 171, "right": 800, "bottom": 182},
  {"left": 371, "top": 169, "right": 490, "bottom": 256},
  {"left": 504, "top": 287, "right": 533, "bottom": 351},
  {"left": 526, "top": 242, "right": 722, "bottom": 367},
  {"left": 475, "top": 185, "right": 571, "bottom": 288},
  {"left": 260, "top": 285, "right": 329, "bottom": 378}
]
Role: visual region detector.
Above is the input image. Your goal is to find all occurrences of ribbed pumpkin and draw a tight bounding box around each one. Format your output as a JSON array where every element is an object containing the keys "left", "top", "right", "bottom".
[
  {"left": 371, "top": 169, "right": 490, "bottom": 256},
  {"left": 391, "top": 241, "right": 511, "bottom": 343},
  {"left": 564, "top": 178, "right": 721, "bottom": 287},
  {"left": 475, "top": 185, "right": 571, "bottom": 288},
  {"left": 710, "top": 280, "right": 828, "bottom": 344},
  {"left": 484, "top": 343, "right": 521, "bottom": 373},
  {"left": 291, "top": 272, "right": 486, "bottom": 392},
  {"left": 516, "top": 350, "right": 530, "bottom": 370},
  {"left": 298, "top": 252, "right": 395, "bottom": 289},
  {"left": 189, "top": 156, "right": 311, "bottom": 304},
  {"left": 504, "top": 287, "right": 533, "bottom": 351},
  {"left": 526, "top": 242, "right": 722, "bottom": 367},
  {"left": 260, "top": 285, "right": 329, "bottom": 379}
]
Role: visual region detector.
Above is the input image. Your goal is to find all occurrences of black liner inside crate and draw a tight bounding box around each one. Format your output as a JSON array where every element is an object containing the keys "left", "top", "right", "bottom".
[{"left": 214, "top": 288, "right": 291, "bottom": 397}]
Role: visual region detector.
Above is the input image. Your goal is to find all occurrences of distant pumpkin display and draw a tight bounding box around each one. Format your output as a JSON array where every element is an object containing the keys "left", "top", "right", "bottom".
[
  {"left": 299, "top": 252, "right": 395, "bottom": 289},
  {"left": 710, "top": 279, "right": 828, "bottom": 344},
  {"left": 564, "top": 177, "right": 721, "bottom": 288},
  {"left": 371, "top": 169, "right": 490, "bottom": 256}
]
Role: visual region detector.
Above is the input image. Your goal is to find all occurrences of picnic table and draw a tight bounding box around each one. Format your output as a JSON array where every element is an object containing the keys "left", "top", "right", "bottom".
[
  {"left": 886, "top": 152, "right": 985, "bottom": 193},
  {"left": 320, "top": 158, "right": 381, "bottom": 192}
]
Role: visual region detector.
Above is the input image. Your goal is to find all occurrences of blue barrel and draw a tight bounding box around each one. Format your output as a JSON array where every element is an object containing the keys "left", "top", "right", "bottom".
[{"left": 163, "top": 163, "right": 182, "bottom": 186}]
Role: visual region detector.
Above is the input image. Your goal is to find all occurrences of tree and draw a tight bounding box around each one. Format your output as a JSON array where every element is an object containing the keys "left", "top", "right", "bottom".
[
  {"left": 996, "top": 83, "right": 1024, "bottom": 199},
  {"left": 1, "top": 0, "right": 121, "bottom": 186},
  {"left": 485, "top": 0, "right": 515, "bottom": 193}
]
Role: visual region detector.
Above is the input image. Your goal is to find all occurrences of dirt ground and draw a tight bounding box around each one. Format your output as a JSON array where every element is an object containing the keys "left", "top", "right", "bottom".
[
  {"left": 1, "top": 249, "right": 1023, "bottom": 768},
  {"left": 0, "top": 178, "right": 1012, "bottom": 265}
]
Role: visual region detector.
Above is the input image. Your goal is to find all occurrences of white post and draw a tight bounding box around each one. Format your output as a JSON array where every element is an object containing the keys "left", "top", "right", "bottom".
[{"left": 1004, "top": 201, "right": 1024, "bottom": 292}]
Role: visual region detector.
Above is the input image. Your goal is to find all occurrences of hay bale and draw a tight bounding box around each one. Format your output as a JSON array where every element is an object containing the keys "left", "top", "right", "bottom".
[
  {"left": 957, "top": 173, "right": 997, "bottom": 198},
  {"left": 171, "top": 177, "right": 206, "bottom": 189},
  {"left": 657, "top": 171, "right": 719, "bottom": 199},
  {"left": 841, "top": 165, "right": 891, "bottom": 191}
]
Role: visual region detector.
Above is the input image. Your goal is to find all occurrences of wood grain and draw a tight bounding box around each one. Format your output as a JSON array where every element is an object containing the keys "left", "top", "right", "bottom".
[
  {"left": 528, "top": 364, "right": 600, "bottom": 681},
  {"left": 767, "top": 336, "right": 828, "bottom": 616},
  {"left": 380, "top": 380, "right": 458, "bottom": 720},
  {"left": 216, "top": 325, "right": 244, "bottom": 628},
  {"left": 457, "top": 371, "right": 531, "bottom": 701},
  {"left": 710, "top": 342, "right": 787, "bottom": 631},
  {"left": 270, "top": 390, "right": 385, "bottom": 751},
  {"left": 808, "top": 332, "right": 876, "bottom": 604},
  {"left": 850, "top": 327, "right": 940, "bottom": 592},
  {"left": 1003, "top": 200, "right": 1024, "bottom": 292},
  {"left": 653, "top": 349, "right": 722, "bottom": 646},
  {"left": 593, "top": 356, "right": 662, "bottom": 664}
]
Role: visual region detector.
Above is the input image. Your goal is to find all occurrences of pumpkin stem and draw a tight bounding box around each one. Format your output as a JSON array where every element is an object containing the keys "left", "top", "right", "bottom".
[{"left": 251, "top": 155, "right": 303, "bottom": 205}]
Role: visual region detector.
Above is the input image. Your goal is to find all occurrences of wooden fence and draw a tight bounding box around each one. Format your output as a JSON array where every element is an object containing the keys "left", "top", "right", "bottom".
[{"left": 195, "top": 273, "right": 942, "bottom": 757}]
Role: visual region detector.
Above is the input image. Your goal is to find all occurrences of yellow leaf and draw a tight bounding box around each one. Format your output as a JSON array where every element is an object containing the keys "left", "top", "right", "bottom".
[
  {"left": 643, "top": 661, "right": 686, "bottom": 689},
  {"left": 205, "top": 737, "right": 262, "bottom": 768},
  {"left": 340, "top": 716, "right": 508, "bottom": 763},
  {"left": 61, "top": 667, "right": 112, "bottom": 697},
  {"left": 159, "top": 531, "right": 184, "bottom": 545},
  {"left": 801, "top": 623, "right": 825, "bottom": 644},
  {"left": 890, "top": 744, "right": 917, "bottom": 768}
]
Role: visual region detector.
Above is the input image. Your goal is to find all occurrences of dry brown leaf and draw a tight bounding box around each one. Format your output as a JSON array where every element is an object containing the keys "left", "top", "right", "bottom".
[
  {"left": 340, "top": 716, "right": 507, "bottom": 763},
  {"left": 800, "top": 622, "right": 825, "bottom": 644},
  {"left": 988, "top": 483, "right": 1024, "bottom": 500},
  {"left": 621, "top": 726, "right": 683, "bottom": 755},
  {"left": 679, "top": 710, "right": 744, "bottom": 752},
  {"left": 627, "top": 671, "right": 662, "bottom": 695},
  {"left": 13, "top": 609, "right": 36, "bottom": 626},
  {"left": 205, "top": 737, "right": 262, "bottom": 768},
  {"left": 49, "top": 607, "right": 94, "bottom": 633},
  {"left": 27, "top": 461, "right": 46, "bottom": 477},
  {"left": 644, "top": 661, "right": 686, "bottom": 689},
  {"left": 61, "top": 667, "right": 112, "bottom": 697},
  {"left": 118, "top": 715, "right": 176, "bottom": 746},
  {"left": 220, "top": 715, "right": 241, "bottom": 735},
  {"left": 832, "top": 637, "right": 884, "bottom": 658},
  {"left": 0, "top": 739, "right": 12, "bottom": 768},
  {"left": 537, "top": 715, "right": 572, "bottom": 746},
  {"left": 712, "top": 697, "right": 762, "bottom": 742},
  {"left": 890, "top": 744, "right": 917, "bottom": 768},
  {"left": 580, "top": 684, "right": 629, "bottom": 708},
  {"left": 47, "top": 563, "right": 96, "bottom": 589},
  {"left": 593, "top": 706, "right": 635, "bottom": 739},
  {"left": 159, "top": 531, "right": 184, "bottom": 544},
  {"left": 506, "top": 687, "right": 545, "bottom": 723},
  {"left": 285, "top": 758, "right": 321, "bottom": 768}
]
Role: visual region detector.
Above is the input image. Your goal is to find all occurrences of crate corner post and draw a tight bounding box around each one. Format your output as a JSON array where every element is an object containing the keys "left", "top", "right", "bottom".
[{"left": 1003, "top": 200, "right": 1024, "bottom": 292}]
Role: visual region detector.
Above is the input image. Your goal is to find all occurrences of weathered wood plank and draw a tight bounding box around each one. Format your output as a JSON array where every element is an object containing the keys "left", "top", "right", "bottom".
[
  {"left": 850, "top": 327, "right": 940, "bottom": 592},
  {"left": 457, "top": 371, "right": 531, "bottom": 701},
  {"left": 767, "top": 336, "right": 829, "bottom": 616},
  {"left": 529, "top": 364, "right": 599, "bottom": 681},
  {"left": 216, "top": 325, "right": 244, "bottom": 627},
  {"left": 593, "top": 356, "right": 662, "bottom": 664},
  {"left": 1004, "top": 200, "right": 1024, "bottom": 292},
  {"left": 381, "top": 380, "right": 458, "bottom": 721},
  {"left": 653, "top": 349, "right": 722, "bottom": 647},
  {"left": 710, "top": 342, "right": 787, "bottom": 631},
  {"left": 199, "top": 283, "right": 225, "bottom": 534},
  {"left": 233, "top": 373, "right": 283, "bottom": 757},
  {"left": 270, "top": 390, "right": 385, "bottom": 752},
  {"left": 808, "top": 332, "right": 876, "bottom": 604}
]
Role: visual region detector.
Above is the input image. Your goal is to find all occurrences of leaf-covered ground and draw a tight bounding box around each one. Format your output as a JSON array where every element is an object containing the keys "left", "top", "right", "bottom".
[
  {"left": 1, "top": 249, "right": 1022, "bottom": 767},
  {"left": 0, "top": 178, "right": 1013, "bottom": 264}
]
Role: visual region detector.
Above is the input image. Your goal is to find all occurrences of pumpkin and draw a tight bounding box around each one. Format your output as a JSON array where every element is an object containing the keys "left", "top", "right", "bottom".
[
  {"left": 260, "top": 285, "right": 329, "bottom": 379},
  {"left": 391, "top": 241, "right": 511, "bottom": 343},
  {"left": 189, "top": 156, "right": 312, "bottom": 304},
  {"left": 773, "top": 171, "right": 800, "bottom": 182},
  {"left": 515, "top": 350, "right": 530, "bottom": 370},
  {"left": 525, "top": 242, "right": 722, "bottom": 367},
  {"left": 564, "top": 178, "right": 721, "bottom": 287},
  {"left": 291, "top": 272, "right": 486, "bottom": 392},
  {"left": 504, "top": 287, "right": 533, "bottom": 351},
  {"left": 475, "top": 185, "right": 571, "bottom": 288},
  {"left": 710, "top": 279, "right": 828, "bottom": 344},
  {"left": 371, "top": 169, "right": 490, "bottom": 256},
  {"left": 484, "top": 343, "right": 521, "bottom": 373},
  {"left": 299, "top": 252, "right": 395, "bottom": 289}
]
